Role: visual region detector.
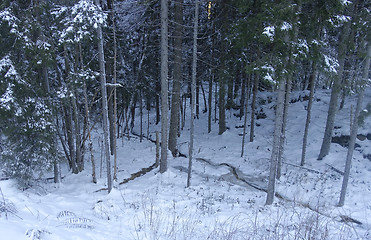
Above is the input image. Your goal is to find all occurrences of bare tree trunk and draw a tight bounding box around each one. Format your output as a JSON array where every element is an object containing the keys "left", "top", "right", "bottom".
[
  {"left": 240, "top": 68, "right": 246, "bottom": 119},
  {"left": 43, "top": 61, "right": 60, "bottom": 183},
  {"left": 140, "top": 91, "right": 143, "bottom": 142},
  {"left": 168, "top": 0, "right": 183, "bottom": 156},
  {"left": 64, "top": 102, "right": 78, "bottom": 173},
  {"left": 156, "top": 84, "right": 160, "bottom": 125},
  {"left": 215, "top": 78, "right": 218, "bottom": 123},
  {"left": 196, "top": 77, "right": 200, "bottom": 118},
  {"left": 156, "top": 131, "right": 160, "bottom": 167},
  {"left": 188, "top": 0, "right": 199, "bottom": 188},
  {"left": 112, "top": 3, "right": 118, "bottom": 181},
  {"left": 208, "top": 69, "right": 213, "bottom": 133},
  {"left": 276, "top": 1, "right": 301, "bottom": 179},
  {"left": 95, "top": 0, "right": 112, "bottom": 193},
  {"left": 201, "top": 82, "right": 207, "bottom": 113},
  {"left": 250, "top": 74, "right": 259, "bottom": 142},
  {"left": 301, "top": 61, "right": 317, "bottom": 166},
  {"left": 83, "top": 81, "right": 97, "bottom": 183},
  {"left": 72, "top": 93, "right": 83, "bottom": 172},
  {"left": 276, "top": 77, "right": 291, "bottom": 179},
  {"left": 218, "top": 0, "right": 228, "bottom": 135},
  {"left": 147, "top": 102, "right": 150, "bottom": 140},
  {"left": 318, "top": 4, "right": 353, "bottom": 160},
  {"left": 338, "top": 43, "right": 370, "bottom": 207},
  {"left": 266, "top": 79, "right": 285, "bottom": 205},
  {"left": 160, "top": 0, "right": 169, "bottom": 173},
  {"left": 241, "top": 73, "right": 250, "bottom": 157},
  {"left": 226, "top": 69, "right": 234, "bottom": 110},
  {"left": 219, "top": 77, "right": 226, "bottom": 135}
]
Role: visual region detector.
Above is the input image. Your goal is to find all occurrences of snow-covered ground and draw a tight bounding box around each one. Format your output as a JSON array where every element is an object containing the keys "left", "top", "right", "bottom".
[{"left": 1, "top": 88, "right": 371, "bottom": 239}]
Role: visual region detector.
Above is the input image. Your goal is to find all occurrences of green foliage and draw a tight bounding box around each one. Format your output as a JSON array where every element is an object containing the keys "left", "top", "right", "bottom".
[{"left": 0, "top": 3, "right": 59, "bottom": 187}]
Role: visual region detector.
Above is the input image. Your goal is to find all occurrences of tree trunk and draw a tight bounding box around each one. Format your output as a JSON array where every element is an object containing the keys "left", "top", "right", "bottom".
[
  {"left": 140, "top": 90, "right": 143, "bottom": 142},
  {"left": 276, "top": 1, "right": 301, "bottom": 179},
  {"left": 201, "top": 82, "right": 207, "bottom": 113},
  {"left": 95, "top": 0, "right": 112, "bottom": 193},
  {"left": 250, "top": 73, "right": 259, "bottom": 142},
  {"left": 218, "top": 75, "right": 226, "bottom": 135},
  {"left": 226, "top": 68, "right": 234, "bottom": 110},
  {"left": 83, "top": 80, "right": 97, "bottom": 183},
  {"left": 241, "top": 73, "right": 250, "bottom": 157},
  {"left": 64, "top": 103, "right": 78, "bottom": 173},
  {"left": 112, "top": 3, "right": 118, "bottom": 181},
  {"left": 43, "top": 61, "right": 60, "bottom": 183},
  {"left": 318, "top": 4, "right": 353, "bottom": 160},
  {"left": 276, "top": 77, "right": 291, "bottom": 179},
  {"left": 338, "top": 43, "right": 370, "bottom": 207},
  {"left": 239, "top": 68, "right": 247, "bottom": 119},
  {"left": 188, "top": 0, "right": 199, "bottom": 188},
  {"left": 155, "top": 82, "right": 160, "bottom": 125},
  {"left": 196, "top": 76, "right": 200, "bottom": 118},
  {"left": 215, "top": 77, "right": 218, "bottom": 123},
  {"left": 218, "top": 0, "right": 228, "bottom": 135},
  {"left": 168, "top": 0, "right": 183, "bottom": 157},
  {"left": 160, "top": 0, "right": 169, "bottom": 173},
  {"left": 72, "top": 93, "right": 83, "bottom": 172},
  {"left": 208, "top": 69, "right": 213, "bottom": 133},
  {"left": 266, "top": 79, "right": 286, "bottom": 205},
  {"left": 301, "top": 61, "right": 317, "bottom": 166}
]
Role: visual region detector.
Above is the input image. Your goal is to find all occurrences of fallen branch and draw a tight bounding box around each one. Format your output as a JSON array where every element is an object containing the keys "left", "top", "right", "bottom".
[
  {"left": 119, "top": 163, "right": 157, "bottom": 185},
  {"left": 326, "top": 164, "right": 344, "bottom": 176},
  {"left": 195, "top": 157, "right": 362, "bottom": 225},
  {"left": 282, "top": 161, "right": 323, "bottom": 174}
]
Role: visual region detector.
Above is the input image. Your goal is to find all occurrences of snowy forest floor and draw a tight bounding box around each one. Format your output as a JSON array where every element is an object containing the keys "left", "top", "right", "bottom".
[{"left": 1, "top": 88, "right": 371, "bottom": 239}]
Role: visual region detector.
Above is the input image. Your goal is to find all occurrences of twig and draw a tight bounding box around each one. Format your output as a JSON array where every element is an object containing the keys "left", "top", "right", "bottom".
[{"left": 326, "top": 164, "right": 344, "bottom": 176}]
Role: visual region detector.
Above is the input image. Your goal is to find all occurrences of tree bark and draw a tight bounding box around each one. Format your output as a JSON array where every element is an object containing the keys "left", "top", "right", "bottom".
[
  {"left": 318, "top": 4, "right": 353, "bottom": 160},
  {"left": 276, "top": 1, "right": 301, "bottom": 179},
  {"left": 266, "top": 79, "right": 286, "bottom": 205},
  {"left": 72, "top": 93, "right": 83, "bottom": 172},
  {"left": 112, "top": 2, "right": 118, "bottom": 181},
  {"left": 160, "top": 0, "right": 169, "bottom": 173},
  {"left": 239, "top": 68, "right": 246, "bottom": 119},
  {"left": 241, "top": 73, "right": 250, "bottom": 157},
  {"left": 338, "top": 43, "right": 370, "bottom": 207},
  {"left": 276, "top": 77, "right": 291, "bottom": 179},
  {"left": 95, "top": 0, "right": 112, "bottom": 193},
  {"left": 188, "top": 0, "right": 199, "bottom": 188},
  {"left": 301, "top": 61, "right": 317, "bottom": 166},
  {"left": 218, "top": 0, "right": 228, "bottom": 135},
  {"left": 208, "top": 69, "right": 213, "bottom": 133},
  {"left": 250, "top": 74, "right": 259, "bottom": 142},
  {"left": 168, "top": 0, "right": 183, "bottom": 156}
]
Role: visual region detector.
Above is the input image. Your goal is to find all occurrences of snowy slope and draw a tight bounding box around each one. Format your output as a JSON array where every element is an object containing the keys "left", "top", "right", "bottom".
[{"left": 0, "top": 88, "right": 370, "bottom": 239}]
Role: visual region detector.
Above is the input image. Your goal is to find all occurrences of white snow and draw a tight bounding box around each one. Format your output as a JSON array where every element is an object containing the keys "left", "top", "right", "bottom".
[
  {"left": 263, "top": 26, "right": 275, "bottom": 41},
  {"left": 0, "top": 87, "right": 371, "bottom": 239}
]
